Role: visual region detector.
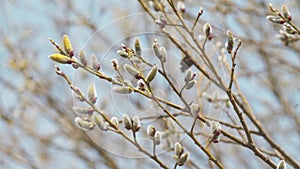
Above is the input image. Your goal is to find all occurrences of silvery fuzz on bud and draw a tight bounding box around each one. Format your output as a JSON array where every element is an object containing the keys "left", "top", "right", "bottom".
[
  {"left": 135, "top": 39, "right": 142, "bottom": 56},
  {"left": 111, "top": 117, "right": 119, "bottom": 127},
  {"left": 177, "top": 152, "right": 190, "bottom": 166},
  {"left": 185, "top": 80, "right": 197, "bottom": 89},
  {"left": 174, "top": 142, "right": 184, "bottom": 157},
  {"left": 132, "top": 116, "right": 141, "bottom": 132},
  {"left": 73, "top": 106, "right": 94, "bottom": 115},
  {"left": 124, "top": 64, "right": 140, "bottom": 77},
  {"left": 184, "top": 69, "right": 193, "bottom": 83},
  {"left": 276, "top": 160, "right": 286, "bottom": 169},
  {"left": 211, "top": 121, "right": 222, "bottom": 135},
  {"left": 93, "top": 113, "right": 108, "bottom": 131},
  {"left": 63, "top": 34, "right": 73, "bottom": 57},
  {"left": 159, "top": 47, "right": 167, "bottom": 62},
  {"left": 73, "top": 86, "right": 85, "bottom": 101},
  {"left": 79, "top": 50, "right": 88, "bottom": 66},
  {"left": 146, "top": 65, "right": 158, "bottom": 82},
  {"left": 154, "top": 131, "right": 162, "bottom": 145},
  {"left": 87, "top": 83, "right": 97, "bottom": 104},
  {"left": 190, "top": 103, "right": 200, "bottom": 118},
  {"left": 91, "top": 55, "right": 100, "bottom": 71},
  {"left": 123, "top": 114, "right": 132, "bottom": 130},
  {"left": 117, "top": 49, "right": 128, "bottom": 58},
  {"left": 147, "top": 125, "right": 156, "bottom": 138},
  {"left": 113, "top": 86, "right": 132, "bottom": 94},
  {"left": 177, "top": 1, "right": 185, "bottom": 13},
  {"left": 75, "top": 117, "right": 95, "bottom": 131},
  {"left": 155, "top": 13, "right": 167, "bottom": 29},
  {"left": 152, "top": 39, "right": 161, "bottom": 59}
]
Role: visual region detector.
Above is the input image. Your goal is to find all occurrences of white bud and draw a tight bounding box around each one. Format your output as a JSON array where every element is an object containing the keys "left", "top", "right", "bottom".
[
  {"left": 190, "top": 103, "right": 200, "bottom": 117},
  {"left": 147, "top": 125, "right": 156, "bottom": 138},
  {"left": 79, "top": 50, "right": 87, "bottom": 66},
  {"left": 75, "top": 117, "right": 95, "bottom": 131},
  {"left": 174, "top": 142, "right": 184, "bottom": 157},
  {"left": 87, "top": 83, "right": 97, "bottom": 104},
  {"left": 111, "top": 117, "right": 119, "bottom": 127},
  {"left": 93, "top": 113, "right": 108, "bottom": 131},
  {"left": 154, "top": 131, "right": 162, "bottom": 145},
  {"left": 159, "top": 47, "right": 167, "bottom": 62},
  {"left": 124, "top": 64, "right": 140, "bottom": 78},
  {"left": 132, "top": 116, "right": 141, "bottom": 132},
  {"left": 73, "top": 106, "right": 94, "bottom": 115},
  {"left": 91, "top": 55, "right": 100, "bottom": 71},
  {"left": 117, "top": 49, "right": 128, "bottom": 58},
  {"left": 123, "top": 114, "right": 132, "bottom": 130},
  {"left": 113, "top": 86, "right": 132, "bottom": 94},
  {"left": 184, "top": 69, "right": 193, "bottom": 83},
  {"left": 185, "top": 80, "right": 197, "bottom": 89}
]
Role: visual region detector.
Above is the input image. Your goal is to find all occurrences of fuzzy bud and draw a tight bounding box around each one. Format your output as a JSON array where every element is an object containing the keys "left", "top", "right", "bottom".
[
  {"left": 276, "top": 160, "right": 286, "bottom": 169},
  {"left": 73, "top": 106, "right": 94, "bottom": 115},
  {"left": 147, "top": 125, "right": 156, "bottom": 139},
  {"left": 111, "top": 117, "right": 119, "bottom": 127},
  {"left": 185, "top": 80, "right": 197, "bottom": 90},
  {"left": 190, "top": 103, "right": 200, "bottom": 118},
  {"left": 152, "top": 39, "right": 161, "bottom": 59},
  {"left": 177, "top": 152, "right": 189, "bottom": 166},
  {"left": 123, "top": 114, "right": 132, "bottom": 130},
  {"left": 63, "top": 34, "right": 73, "bottom": 57},
  {"left": 184, "top": 69, "right": 196, "bottom": 83},
  {"left": 113, "top": 86, "right": 132, "bottom": 94},
  {"left": 75, "top": 117, "right": 95, "bottom": 131},
  {"left": 93, "top": 113, "right": 108, "bottom": 131},
  {"left": 155, "top": 13, "right": 167, "bottom": 29},
  {"left": 146, "top": 65, "right": 158, "bottom": 82},
  {"left": 154, "top": 131, "right": 162, "bottom": 145},
  {"left": 73, "top": 86, "right": 85, "bottom": 101},
  {"left": 87, "top": 83, "right": 97, "bottom": 104},
  {"left": 117, "top": 49, "right": 128, "bottom": 58},
  {"left": 132, "top": 116, "right": 141, "bottom": 132},
  {"left": 177, "top": 1, "right": 185, "bottom": 13},
  {"left": 135, "top": 39, "right": 142, "bottom": 56},
  {"left": 159, "top": 47, "right": 167, "bottom": 62},
  {"left": 211, "top": 121, "right": 222, "bottom": 136},
  {"left": 79, "top": 50, "right": 88, "bottom": 66},
  {"left": 124, "top": 64, "right": 140, "bottom": 78},
  {"left": 91, "top": 55, "right": 100, "bottom": 71},
  {"left": 174, "top": 142, "right": 184, "bottom": 157},
  {"left": 49, "top": 53, "right": 73, "bottom": 64}
]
